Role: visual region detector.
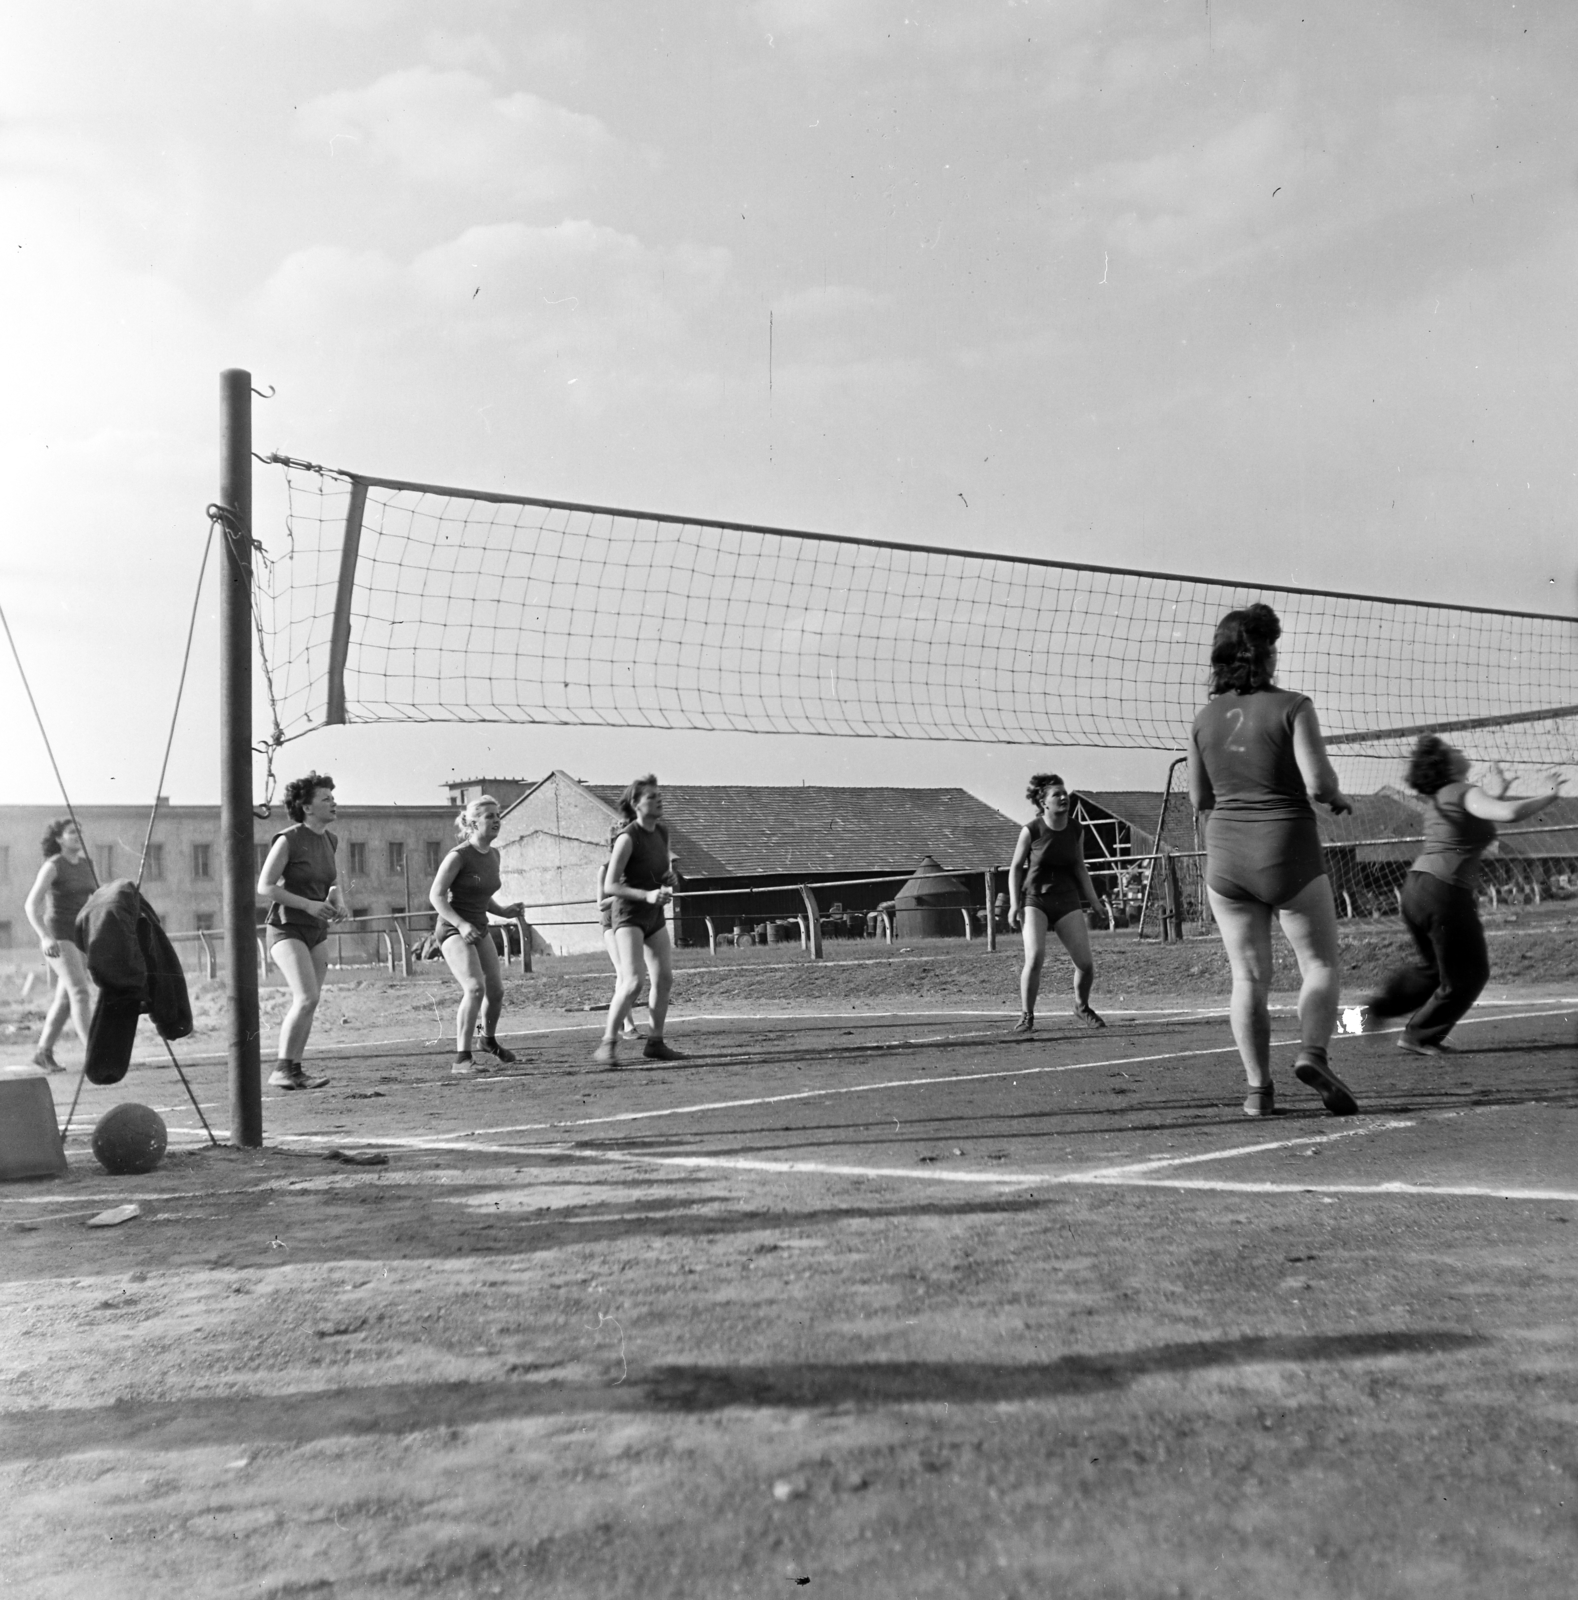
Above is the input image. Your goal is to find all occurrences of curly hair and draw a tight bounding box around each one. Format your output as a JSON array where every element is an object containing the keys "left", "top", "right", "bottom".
[
  {"left": 1025, "top": 773, "right": 1065, "bottom": 812},
  {"left": 1405, "top": 735, "right": 1459, "bottom": 797},
  {"left": 1207, "top": 602, "right": 1282, "bottom": 696},
  {"left": 617, "top": 774, "right": 660, "bottom": 823},
  {"left": 40, "top": 817, "right": 77, "bottom": 858},
  {"left": 283, "top": 772, "right": 334, "bottom": 823},
  {"left": 454, "top": 794, "right": 501, "bottom": 841}
]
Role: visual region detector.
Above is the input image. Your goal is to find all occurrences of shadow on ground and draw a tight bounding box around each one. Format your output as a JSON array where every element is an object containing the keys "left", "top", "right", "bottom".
[{"left": 1, "top": 1329, "right": 1485, "bottom": 1460}]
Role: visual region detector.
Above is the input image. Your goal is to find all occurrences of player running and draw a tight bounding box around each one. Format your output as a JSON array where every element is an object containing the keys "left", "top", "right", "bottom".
[
  {"left": 1356, "top": 737, "right": 1563, "bottom": 1054},
  {"left": 1006, "top": 773, "right": 1106, "bottom": 1033}
]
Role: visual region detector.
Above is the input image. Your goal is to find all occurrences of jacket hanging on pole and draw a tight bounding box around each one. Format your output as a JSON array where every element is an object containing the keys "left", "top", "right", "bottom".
[{"left": 75, "top": 880, "right": 194, "bottom": 1085}]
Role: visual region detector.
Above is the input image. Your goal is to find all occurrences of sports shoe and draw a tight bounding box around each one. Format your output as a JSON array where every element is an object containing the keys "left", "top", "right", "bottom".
[
  {"left": 452, "top": 1054, "right": 478, "bottom": 1076},
  {"left": 479, "top": 1039, "right": 518, "bottom": 1065},
  {"left": 643, "top": 1038, "right": 686, "bottom": 1061},
  {"left": 269, "top": 1062, "right": 330, "bottom": 1091},
  {"left": 1243, "top": 1082, "right": 1276, "bottom": 1118},
  {"left": 1293, "top": 1052, "right": 1358, "bottom": 1116},
  {"left": 32, "top": 1046, "right": 64, "bottom": 1074},
  {"left": 1397, "top": 1036, "right": 1452, "bottom": 1058},
  {"left": 1074, "top": 1005, "right": 1107, "bottom": 1030},
  {"left": 592, "top": 1038, "right": 619, "bottom": 1068},
  {"left": 1011, "top": 1012, "right": 1035, "bottom": 1035},
  {"left": 620, "top": 1019, "right": 643, "bottom": 1040}
]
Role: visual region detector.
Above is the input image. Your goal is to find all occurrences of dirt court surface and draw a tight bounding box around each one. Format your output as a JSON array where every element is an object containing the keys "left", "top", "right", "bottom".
[{"left": 3, "top": 936, "right": 1578, "bottom": 1599}]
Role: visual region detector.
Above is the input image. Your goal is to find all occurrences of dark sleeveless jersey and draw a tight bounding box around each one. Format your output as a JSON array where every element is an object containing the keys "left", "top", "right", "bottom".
[
  {"left": 616, "top": 821, "right": 671, "bottom": 894},
  {"left": 264, "top": 825, "right": 338, "bottom": 930},
  {"left": 436, "top": 842, "right": 502, "bottom": 933},
  {"left": 1023, "top": 817, "right": 1085, "bottom": 900},
  {"left": 1413, "top": 782, "right": 1498, "bottom": 888},
  {"left": 45, "top": 853, "right": 98, "bottom": 939},
  {"left": 1190, "top": 689, "right": 1314, "bottom": 820}
]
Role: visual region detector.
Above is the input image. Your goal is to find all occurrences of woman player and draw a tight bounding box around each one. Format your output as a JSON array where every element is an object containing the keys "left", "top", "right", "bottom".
[
  {"left": 1188, "top": 603, "right": 1357, "bottom": 1117},
  {"left": 430, "top": 795, "right": 528, "bottom": 1074},
  {"left": 594, "top": 775, "right": 683, "bottom": 1067},
  {"left": 1006, "top": 773, "right": 1106, "bottom": 1033},
  {"left": 257, "top": 772, "right": 346, "bottom": 1090},
  {"left": 1359, "top": 738, "right": 1563, "bottom": 1054},
  {"left": 23, "top": 819, "right": 97, "bottom": 1072},
  {"left": 596, "top": 835, "right": 644, "bottom": 1041}
]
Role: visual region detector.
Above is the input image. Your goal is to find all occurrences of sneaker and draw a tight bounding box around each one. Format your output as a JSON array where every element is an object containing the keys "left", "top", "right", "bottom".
[
  {"left": 620, "top": 1020, "right": 643, "bottom": 1040},
  {"left": 452, "top": 1055, "right": 478, "bottom": 1076},
  {"left": 1011, "top": 1012, "right": 1035, "bottom": 1035},
  {"left": 32, "top": 1046, "right": 64, "bottom": 1074},
  {"left": 1074, "top": 1005, "right": 1106, "bottom": 1030},
  {"left": 480, "top": 1040, "right": 518, "bottom": 1065},
  {"left": 1397, "top": 1037, "right": 1452, "bottom": 1058},
  {"left": 643, "top": 1038, "right": 686, "bottom": 1061},
  {"left": 269, "top": 1062, "right": 330, "bottom": 1091},
  {"left": 1293, "top": 1052, "right": 1358, "bottom": 1116},
  {"left": 1243, "top": 1082, "right": 1276, "bottom": 1118},
  {"left": 592, "top": 1039, "right": 619, "bottom": 1068}
]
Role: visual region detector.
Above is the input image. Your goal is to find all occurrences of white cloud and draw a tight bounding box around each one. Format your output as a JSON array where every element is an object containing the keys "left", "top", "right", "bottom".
[
  {"left": 295, "top": 67, "right": 620, "bottom": 206},
  {"left": 772, "top": 284, "right": 889, "bottom": 319}
]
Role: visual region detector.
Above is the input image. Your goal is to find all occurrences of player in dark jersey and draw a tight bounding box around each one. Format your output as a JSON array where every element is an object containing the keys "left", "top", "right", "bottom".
[
  {"left": 1006, "top": 773, "right": 1106, "bottom": 1033},
  {"left": 595, "top": 775, "right": 683, "bottom": 1067},
  {"left": 1188, "top": 604, "right": 1358, "bottom": 1118},
  {"left": 430, "top": 795, "right": 528, "bottom": 1074},
  {"left": 23, "top": 818, "right": 97, "bottom": 1071},
  {"left": 256, "top": 773, "right": 346, "bottom": 1090},
  {"left": 1355, "top": 737, "right": 1563, "bottom": 1054}
]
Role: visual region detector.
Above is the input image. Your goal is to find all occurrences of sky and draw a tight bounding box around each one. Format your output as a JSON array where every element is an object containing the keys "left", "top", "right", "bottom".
[{"left": 2, "top": 0, "right": 1574, "bottom": 825}]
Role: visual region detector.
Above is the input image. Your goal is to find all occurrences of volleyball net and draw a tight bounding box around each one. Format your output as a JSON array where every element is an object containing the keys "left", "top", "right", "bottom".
[{"left": 257, "top": 457, "right": 1578, "bottom": 771}]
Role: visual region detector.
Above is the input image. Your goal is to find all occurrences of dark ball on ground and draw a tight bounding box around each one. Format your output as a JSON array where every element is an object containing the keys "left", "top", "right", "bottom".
[{"left": 91, "top": 1103, "right": 168, "bottom": 1176}]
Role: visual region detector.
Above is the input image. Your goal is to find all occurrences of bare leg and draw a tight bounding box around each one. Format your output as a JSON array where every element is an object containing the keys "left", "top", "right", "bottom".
[
  {"left": 1276, "top": 875, "right": 1341, "bottom": 1056},
  {"left": 441, "top": 936, "right": 489, "bottom": 1053},
  {"left": 1051, "top": 909, "right": 1095, "bottom": 1011},
  {"left": 1207, "top": 889, "right": 1275, "bottom": 1089},
  {"left": 643, "top": 928, "right": 674, "bottom": 1039},
  {"left": 603, "top": 927, "right": 646, "bottom": 1041},
  {"left": 40, "top": 943, "right": 93, "bottom": 1052},
  {"left": 271, "top": 937, "right": 329, "bottom": 1061},
  {"left": 1018, "top": 908, "right": 1048, "bottom": 1016}
]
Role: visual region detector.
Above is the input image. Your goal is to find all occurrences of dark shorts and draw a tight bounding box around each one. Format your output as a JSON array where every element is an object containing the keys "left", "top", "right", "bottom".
[
  {"left": 1206, "top": 813, "right": 1326, "bottom": 907},
  {"left": 600, "top": 904, "right": 613, "bottom": 932},
  {"left": 1024, "top": 891, "right": 1085, "bottom": 928},
  {"left": 610, "top": 901, "right": 667, "bottom": 942},
  {"left": 267, "top": 922, "right": 329, "bottom": 952}
]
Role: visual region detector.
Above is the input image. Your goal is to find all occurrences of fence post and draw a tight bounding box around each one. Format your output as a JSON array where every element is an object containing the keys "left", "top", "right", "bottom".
[
  {"left": 983, "top": 869, "right": 997, "bottom": 952},
  {"left": 959, "top": 906, "right": 973, "bottom": 941},
  {"left": 396, "top": 919, "right": 411, "bottom": 976},
  {"left": 197, "top": 930, "right": 216, "bottom": 981},
  {"left": 517, "top": 916, "right": 533, "bottom": 973},
  {"left": 705, "top": 915, "right": 718, "bottom": 956},
  {"left": 797, "top": 884, "right": 824, "bottom": 959}
]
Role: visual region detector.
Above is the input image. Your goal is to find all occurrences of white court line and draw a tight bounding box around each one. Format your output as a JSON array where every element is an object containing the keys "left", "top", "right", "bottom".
[{"left": 440, "top": 1002, "right": 1576, "bottom": 1142}]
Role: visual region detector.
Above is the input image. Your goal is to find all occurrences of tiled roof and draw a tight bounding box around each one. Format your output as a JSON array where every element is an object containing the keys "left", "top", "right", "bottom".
[{"left": 586, "top": 785, "right": 1020, "bottom": 878}]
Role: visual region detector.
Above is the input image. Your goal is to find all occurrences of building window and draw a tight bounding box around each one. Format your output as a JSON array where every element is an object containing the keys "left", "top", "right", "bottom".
[
  {"left": 387, "top": 841, "right": 406, "bottom": 876},
  {"left": 425, "top": 840, "right": 444, "bottom": 874},
  {"left": 0, "top": 844, "right": 10, "bottom": 880},
  {"left": 144, "top": 843, "right": 165, "bottom": 882},
  {"left": 194, "top": 912, "right": 216, "bottom": 932},
  {"left": 192, "top": 842, "right": 212, "bottom": 880},
  {"left": 351, "top": 906, "right": 370, "bottom": 925},
  {"left": 347, "top": 842, "right": 367, "bottom": 877},
  {"left": 97, "top": 844, "right": 115, "bottom": 880},
  {"left": 0, "top": 921, "right": 11, "bottom": 949}
]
